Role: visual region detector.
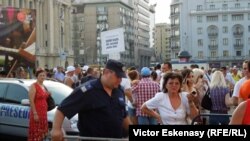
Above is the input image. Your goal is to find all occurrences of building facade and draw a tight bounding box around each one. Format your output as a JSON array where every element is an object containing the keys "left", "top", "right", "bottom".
[
  {"left": 0, "top": 0, "right": 74, "bottom": 69},
  {"left": 133, "top": 0, "right": 152, "bottom": 68},
  {"left": 149, "top": 4, "right": 156, "bottom": 49},
  {"left": 170, "top": 0, "right": 250, "bottom": 67},
  {"left": 155, "top": 23, "right": 171, "bottom": 62},
  {"left": 74, "top": 0, "right": 135, "bottom": 66}
]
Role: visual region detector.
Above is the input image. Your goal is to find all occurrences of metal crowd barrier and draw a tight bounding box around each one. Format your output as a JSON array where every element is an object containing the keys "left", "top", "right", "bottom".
[
  {"left": 191, "top": 113, "right": 232, "bottom": 125},
  {"left": 46, "top": 135, "right": 128, "bottom": 141}
]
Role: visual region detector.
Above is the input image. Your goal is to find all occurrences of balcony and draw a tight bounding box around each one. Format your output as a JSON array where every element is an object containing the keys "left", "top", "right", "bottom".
[
  {"left": 208, "top": 33, "right": 218, "bottom": 37},
  {"left": 190, "top": 7, "right": 250, "bottom": 15},
  {"left": 233, "top": 32, "right": 243, "bottom": 36},
  {"left": 170, "top": 12, "right": 180, "bottom": 16},
  {"left": 234, "top": 44, "right": 243, "bottom": 49},
  {"left": 170, "top": 35, "right": 180, "bottom": 38},
  {"left": 171, "top": 46, "right": 180, "bottom": 51},
  {"left": 208, "top": 45, "right": 218, "bottom": 50}
]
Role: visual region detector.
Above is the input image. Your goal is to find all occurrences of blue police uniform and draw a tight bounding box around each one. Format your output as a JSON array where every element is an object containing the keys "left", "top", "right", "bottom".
[{"left": 57, "top": 79, "right": 127, "bottom": 138}]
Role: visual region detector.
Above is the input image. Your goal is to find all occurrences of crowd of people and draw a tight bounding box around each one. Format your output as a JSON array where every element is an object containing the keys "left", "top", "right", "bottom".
[{"left": 1, "top": 59, "right": 250, "bottom": 140}]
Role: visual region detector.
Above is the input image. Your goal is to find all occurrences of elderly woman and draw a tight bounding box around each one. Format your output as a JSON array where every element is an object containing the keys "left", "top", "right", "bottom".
[{"left": 141, "top": 72, "right": 199, "bottom": 125}]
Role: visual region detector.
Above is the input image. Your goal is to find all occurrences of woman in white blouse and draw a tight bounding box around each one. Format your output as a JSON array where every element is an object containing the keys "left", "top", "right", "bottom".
[{"left": 141, "top": 72, "right": 199, "bottom": 125}]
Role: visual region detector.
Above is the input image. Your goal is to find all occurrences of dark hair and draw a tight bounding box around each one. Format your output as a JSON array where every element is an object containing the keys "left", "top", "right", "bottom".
[
  {"left": 155, "top": 64, "right": 161, "bottom": 70},
  {"left": 190, "top": 64, "right": 199, "bottom": 69},
  {"left": 35, "top": 68, "right": 46, "bottom": 77},
  {"left": 163, "top": 62, "right": 172, "bottom": 70},
  {"left": 220, "top": 66, "right": 227, "bottom": 72},
  {"left": 151, "top": 71, "right": 157, "bottom": 81},
  {"left": 128, "top": 70, "right": 138, "bottom": 81},
  {"left": 244, "top": 60, "right": 250, "bottom": 72},
  {"left": 181, "top": 69, "right": 193, "bottom": 82},
  {"left": 162, "top": 72, "right": 183, "bottom": 93},
  {"left": 86, "top": 67, "right": 93, "bottom": 74},
  {"left": 128, "top": 66, "right": 136, "bottom": 71}
]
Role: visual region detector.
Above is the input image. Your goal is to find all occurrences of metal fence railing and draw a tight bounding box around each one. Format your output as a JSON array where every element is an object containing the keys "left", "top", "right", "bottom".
[
  {"left": 45, "top": 135, "right": 128, "bottom": 141},
  {"left": 191, "top": 113, "right": 232, "bottom": 125}
]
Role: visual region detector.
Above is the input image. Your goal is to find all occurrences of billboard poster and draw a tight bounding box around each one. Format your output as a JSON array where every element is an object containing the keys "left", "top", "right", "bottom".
[
  {"left": 101, "top": 28, "right": 125, "bottom": 55},
  {"left": 0, "top": 7, "right": 36, "bottom": 77}
]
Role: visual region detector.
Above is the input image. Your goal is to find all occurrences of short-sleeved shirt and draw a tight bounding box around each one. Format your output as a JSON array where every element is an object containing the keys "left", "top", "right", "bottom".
[
  {"left": 232, "top": 77, "right": 246, "bottom": 97},
  {"left": 57, "top": 79, "right": 127, "bottom": 138},
  {"left": 210, "top": 87, "right": 229, "bottom": 113},
  {"left": 239, "top": 79, "right": 250, "bottom": 100},
  {"left": 145, "top": 92, "right": 190, "bottom": 125}
]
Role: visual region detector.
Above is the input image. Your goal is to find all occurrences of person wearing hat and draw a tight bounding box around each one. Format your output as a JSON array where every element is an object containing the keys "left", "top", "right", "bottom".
[
  {"left": 51, "top": 59, "right": 131, "bottom": 140},
  {"left": 132, "top": 67, "right": 160, "bottom": 125},
  {"left": 64, "top": 66, "right": 76, "bottom": 88}
]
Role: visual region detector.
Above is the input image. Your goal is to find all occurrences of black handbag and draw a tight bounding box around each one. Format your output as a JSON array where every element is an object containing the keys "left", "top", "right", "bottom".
[
  {"left": 44, "top": 86, "right": 56, "bottom": 111},
  {"left": 201, "top": 88, "right": 212, "bottom": 110},
  {"left": 47, "top": 95, "right": 56, "bottom": 111}
]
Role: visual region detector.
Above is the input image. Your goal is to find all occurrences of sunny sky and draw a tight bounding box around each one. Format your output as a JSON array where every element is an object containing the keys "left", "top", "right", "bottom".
[{"left": 150, "top": 0, "right": 171, "bottom": 24}]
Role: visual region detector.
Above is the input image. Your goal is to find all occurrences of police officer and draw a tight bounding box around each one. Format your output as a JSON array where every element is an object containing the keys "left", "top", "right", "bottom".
[{"left": 51, "top": 59, "right": 131, "bottom": 141}]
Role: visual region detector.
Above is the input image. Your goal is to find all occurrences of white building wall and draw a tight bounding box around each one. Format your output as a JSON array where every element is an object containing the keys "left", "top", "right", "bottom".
[{"left": 171, "top": 0, "right": 250, "bottom": 66}]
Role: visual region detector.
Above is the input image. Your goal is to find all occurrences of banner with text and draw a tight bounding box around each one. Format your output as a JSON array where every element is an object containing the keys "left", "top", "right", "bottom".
[{"left": 101, "top": 28, "right": 125, "bottom": 56}]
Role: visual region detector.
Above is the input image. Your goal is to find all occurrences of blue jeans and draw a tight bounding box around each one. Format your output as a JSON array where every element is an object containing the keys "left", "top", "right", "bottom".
[
  {"left": 137, "top": 116, "right": 158, "bottom": 125},
  {"left": 128, "top": 107, "right": 136, "bottom": 117},
  {"left": 209, "top": 115, "right": 229, "bottom": 125}
]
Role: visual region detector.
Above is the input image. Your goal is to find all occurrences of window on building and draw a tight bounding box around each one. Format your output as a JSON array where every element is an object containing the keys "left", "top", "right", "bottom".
[
  {"left": 210, "top": 51, "right": 217, "bottom": 57},
  {"left": 8, "top": 0, "right": 12, "bottom": 6},
  {"left": 248, "top": 37, "right": 250, "bottom": 44},
  {"left": 235, "top": 3, "right": 240, "bottom": 8},
  {"left": 222, "top": 4, "right": 228, "bottom": 9},
  {"left": 175, "top": 53, "right": 179, "bottom": 59},
  {"left": 19, "top": 0, "right": 22, "bottom": 7},
  {"left": 223, "top": 50, "right": 229, "bottom": 57},
  {"left": 198, "top": 39, "right": 203, "bottom": 47},
  {"left": 197, "top": 28, "right": 202, "bottom": 34},
  {"left": 232, "top": 14, "right": 244, "bottom": 21},
  {"left": 210, "top": 39, "right": 217, "bottom": 46},
  {"left": 236, "top": 51, "right": 241, "bottom": 56},
  {"left": 197, "top": 5, "right": 202, "bottom": 11},
  {"left": 198, "top": 51, "right": 203, "bottom": 59},
  {"left": 223, "top": 38, "right": 228, "bottom": 45},
  {"left": 249, "top": 50, "right": 250, "bottom": 56},
  {"left": 174, "top": 7, "right": 179, "bottom": 13},
  {"left": 210, "top": 4, "right": 215, "bottom": 9},
  {"left": 248, "top": 14, "right": 250, "bottom": 20},
  {"left": 248, "top": 3, "right": 250, "bottom": 8},
  {"left": 29, "top": 1, "right": 32, "bottom": 9},
  {"left": 248, "top": 26, "right": 250, "bottom": 32},
  {"left": 223, "top": 26, "right": 228, "bottom": 33},
  {"left": 197, "top": 16, "right": 202, "bottom": 23},
  {"left": 236, "top": 39, "right": 242, "bottom": 45},
  {"left": 222, "top": 15, "right": 228, "bottom": 21},
  {"left": 207, "top": 16, "right": 218, "bottom": 22}
]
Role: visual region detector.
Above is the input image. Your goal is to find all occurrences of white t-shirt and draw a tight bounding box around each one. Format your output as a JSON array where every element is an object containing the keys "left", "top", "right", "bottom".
[
  {"left": 145, "top": 92, "right": 190, "bottom": 125},
  {"left": 232, "top": 77, "right": 247, "bottom": 97},
  {"left": 159, "top": 73, "right": 165, "bottom": 91},
  {"left": 120, "top": 78, "right": 131, "bottom": 90},
  {"left": 120, "top": 78, "right": 134, "bottom": 108}
]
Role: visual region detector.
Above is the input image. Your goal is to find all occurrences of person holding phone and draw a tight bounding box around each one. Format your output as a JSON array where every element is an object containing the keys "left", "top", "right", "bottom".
[{"left": 141, "top": 72, "right": 199, "bottom": 125}]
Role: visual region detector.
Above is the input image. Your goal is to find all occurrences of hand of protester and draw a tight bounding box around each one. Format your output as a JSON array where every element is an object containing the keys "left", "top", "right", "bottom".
[
  {"left": 34, "top": 113, "right": 39, "bottom": 122},
  {"left": 51, "top": 128, "right": 64, "bottom": 141},
  {"left": 155, "top": 113, "right": 163, "bottom": 125},
  {"left": 187, "top": 93, "right": 196, "bottom": 102}
]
